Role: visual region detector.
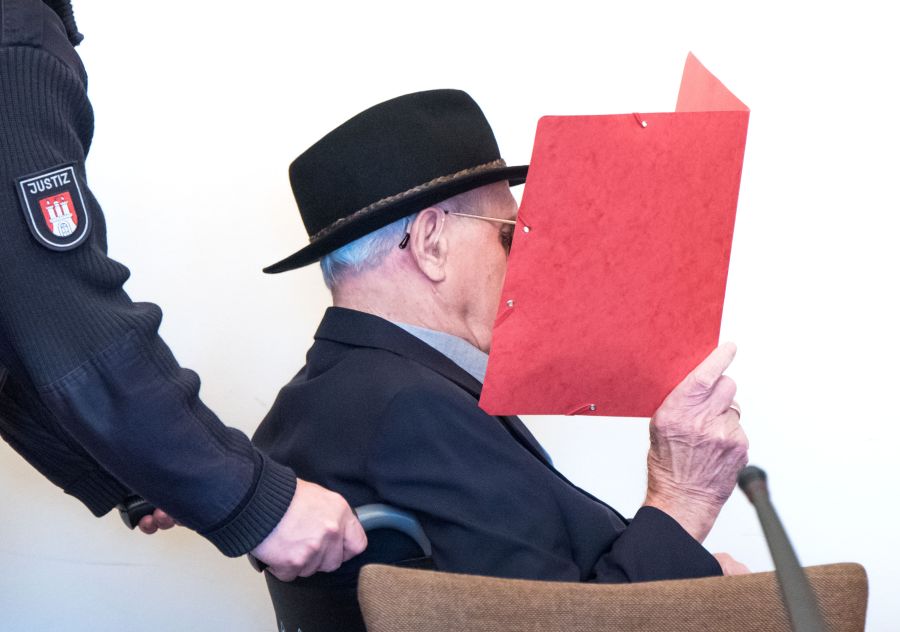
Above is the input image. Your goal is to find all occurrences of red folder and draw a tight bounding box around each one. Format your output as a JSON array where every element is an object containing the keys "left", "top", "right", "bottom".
[{"left": 480, "top": 54, "right": 749, "bottom": 418}]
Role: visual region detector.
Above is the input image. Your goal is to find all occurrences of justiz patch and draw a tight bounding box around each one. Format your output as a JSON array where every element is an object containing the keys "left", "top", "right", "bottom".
[{"left": 16, "top": 163, "right": 91, "bottom": 251}]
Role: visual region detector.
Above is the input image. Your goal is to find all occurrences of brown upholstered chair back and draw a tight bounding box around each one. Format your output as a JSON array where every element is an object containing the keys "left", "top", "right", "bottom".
[{"left": 358, "top": 562, "right": 867, "bottom": 632}]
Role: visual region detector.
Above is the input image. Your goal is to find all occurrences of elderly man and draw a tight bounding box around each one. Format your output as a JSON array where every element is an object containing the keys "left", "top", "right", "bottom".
[{"left": 253, "top": 89, "right": 748, "bottom": 583}]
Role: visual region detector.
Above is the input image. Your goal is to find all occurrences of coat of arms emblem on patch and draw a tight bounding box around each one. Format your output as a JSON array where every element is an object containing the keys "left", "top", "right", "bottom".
[{"left": 16, "top": 163, "right": 91, "bottom": 251}]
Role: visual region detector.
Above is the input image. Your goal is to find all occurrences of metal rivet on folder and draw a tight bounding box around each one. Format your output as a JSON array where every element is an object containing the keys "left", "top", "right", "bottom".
[
  {"left": 506, "top": 299, "right": 515, "bottom": 308},
  {"left": 523, "top": 225, "right": 531, "bottom": 233},
  {"left": 589, "top": 404, "right": 597, "bottom": 411}
]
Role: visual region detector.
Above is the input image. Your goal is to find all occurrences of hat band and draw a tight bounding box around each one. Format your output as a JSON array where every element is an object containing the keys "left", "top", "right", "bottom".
[{"left": 308, "top": 158, "right": 508, "bottom": 243}]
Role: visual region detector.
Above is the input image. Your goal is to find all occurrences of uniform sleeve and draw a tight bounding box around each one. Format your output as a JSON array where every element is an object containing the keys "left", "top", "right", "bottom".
[
  {"left": 365, "top": 385, "right": 721, "bottom": 582},
  {"left": 0, "top": 363, "right": 130, "bottom": 516},
  {"left": 0, "top": 1, "right": 296, "bottom": 556}
]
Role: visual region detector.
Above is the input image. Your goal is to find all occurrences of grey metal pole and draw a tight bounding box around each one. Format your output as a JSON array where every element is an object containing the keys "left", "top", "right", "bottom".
[{"left": 738, "top": 465, "right": 826, "bottom": 632}]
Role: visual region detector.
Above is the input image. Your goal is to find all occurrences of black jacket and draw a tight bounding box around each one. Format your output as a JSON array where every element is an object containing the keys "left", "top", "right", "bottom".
[
  {"left": 254, "top": 307, "right": 722, "bottom": 582},
  {"left": 0, "top": 0, "right": 295, "bottom": 555}
]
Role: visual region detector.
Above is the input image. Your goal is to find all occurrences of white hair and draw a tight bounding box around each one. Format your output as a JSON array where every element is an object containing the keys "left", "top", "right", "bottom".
[
  {"left": 319, "top": 215, "right": 411, "bottom": 291},
  {"left": 319, "top": 183, "right": 510, "bottom": 291}
]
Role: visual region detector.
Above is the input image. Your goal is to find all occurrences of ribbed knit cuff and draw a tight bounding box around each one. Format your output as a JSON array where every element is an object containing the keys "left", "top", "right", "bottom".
[
  {"left": 64, "top": 468, "right": 130, "bottom": 517},
  {"left": 201, "top": 454, "right": 297, "bottom": 557}
]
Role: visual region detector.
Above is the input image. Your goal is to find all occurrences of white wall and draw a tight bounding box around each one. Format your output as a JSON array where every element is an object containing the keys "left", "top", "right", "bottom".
[{"left": 2, "top": 1, "right": 897, "bottom": 629}]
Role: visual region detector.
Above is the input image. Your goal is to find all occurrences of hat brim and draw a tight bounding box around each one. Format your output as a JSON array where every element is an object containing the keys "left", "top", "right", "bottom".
[{"left": 263, "top": 164, "right": 528, "bottom": 274}]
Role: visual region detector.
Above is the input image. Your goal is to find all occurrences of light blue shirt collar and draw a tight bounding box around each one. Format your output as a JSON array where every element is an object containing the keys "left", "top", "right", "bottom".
[{"left": 391, "top": 322, "right": 489, "bottom": 384}]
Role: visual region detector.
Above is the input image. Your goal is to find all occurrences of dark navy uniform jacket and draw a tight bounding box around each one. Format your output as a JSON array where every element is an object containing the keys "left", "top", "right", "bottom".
[
  {"left": 254, "top": 307, "right": 722, "bottom": 582},
  {"left": 0, "top": 0, "right": 295, "bottom": 555}
]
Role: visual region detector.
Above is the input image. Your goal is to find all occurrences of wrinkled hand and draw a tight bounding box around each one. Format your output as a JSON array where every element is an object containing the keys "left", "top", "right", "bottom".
[
  {"left": 644, "top": 343, "right": 749, "bottom": 542},
  {"left": 251, "top": 479, "right": 367, "bottom": 582},
  {"left": 138, "top": 509, "right": 178, "bottom": 534},
  {"left": 714, "top": 552, "right": 751, "bottom": 576}
]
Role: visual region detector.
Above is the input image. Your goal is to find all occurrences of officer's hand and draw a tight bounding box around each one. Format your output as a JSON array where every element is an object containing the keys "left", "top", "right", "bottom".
[
  {"left": 251, "top": 479, "right": 367, "bottom": 582},
  {"left": 643, "top": 342, "right": 749, "bottom": 543},
  {"left": 138, "top": 509, "right": 178, "bottom": 534}
]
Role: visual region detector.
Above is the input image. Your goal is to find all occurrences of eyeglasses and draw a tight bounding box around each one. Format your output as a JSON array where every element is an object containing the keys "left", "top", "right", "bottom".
[
  {"left": 398, "top": 211, "right": 517, "bottom": 255},
  {"left": 444, "top": 211, "right": 516, "bottom": 227}
]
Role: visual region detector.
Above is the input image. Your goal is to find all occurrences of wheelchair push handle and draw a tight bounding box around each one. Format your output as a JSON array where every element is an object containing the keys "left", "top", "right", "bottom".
[
  {"left": 354, "top": 503, "right": 432, "bottom": 557},
  {"left": 247, "top": 503, "right": 431, "bottom": 573},
  {"left": 117, "top": 495, "right": 156, "bottom": 530}
]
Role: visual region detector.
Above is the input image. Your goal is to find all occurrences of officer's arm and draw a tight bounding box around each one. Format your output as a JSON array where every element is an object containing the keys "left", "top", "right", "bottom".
[
  {"left": 0, "top": 1, "right": 295, "bottom": 556},
  {"left": 0, "top": 365, "right": 130, "bottom": 518}
]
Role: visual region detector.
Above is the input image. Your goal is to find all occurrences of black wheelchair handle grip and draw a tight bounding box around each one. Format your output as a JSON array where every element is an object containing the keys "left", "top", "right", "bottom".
[
  {"left": 117, "top": 496, "right": 156, "bottom": 530},
  {"left": 247, "top": 503, "right": 431, "bottom": 573}
]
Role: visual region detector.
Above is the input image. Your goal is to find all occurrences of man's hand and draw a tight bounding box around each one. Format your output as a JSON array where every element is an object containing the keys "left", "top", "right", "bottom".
[
  {"left": 644, "top": 343, "right": 749, "bottom": 543},
  {"left": 138, "top": 509, "right": 177, "bottom": 534},
  {"left": 251, "top": 479, "right": 367, "bottom": 582},
  {"left": 713, "top": 552, "right": 750, "bottom": 576}
]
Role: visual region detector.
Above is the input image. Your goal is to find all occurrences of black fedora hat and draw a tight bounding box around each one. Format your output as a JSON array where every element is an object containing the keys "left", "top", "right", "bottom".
[{"left": 263, "top": 89, "right": 528, "bottom": 273}]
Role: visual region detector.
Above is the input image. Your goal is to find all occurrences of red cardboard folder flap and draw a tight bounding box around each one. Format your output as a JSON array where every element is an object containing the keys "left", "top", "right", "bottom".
[
  {"left": 677, "top": 52, "right": 748, "bottom": 113},
  {"left": 479, "top": 54, "right": 749, "bottom": 418}
]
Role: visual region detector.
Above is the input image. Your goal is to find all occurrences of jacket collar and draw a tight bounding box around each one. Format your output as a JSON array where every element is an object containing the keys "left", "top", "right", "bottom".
[
  {"left": 313, "top": 307, "right": 552, "bottom": 467},
  {"left": 314, "top": 307, "right": 485, "bottom": 399}
]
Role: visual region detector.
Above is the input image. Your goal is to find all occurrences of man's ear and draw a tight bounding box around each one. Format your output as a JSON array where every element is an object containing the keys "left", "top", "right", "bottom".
[{"left": 408, "top": 207, "right": 447, "bottom": 282}]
